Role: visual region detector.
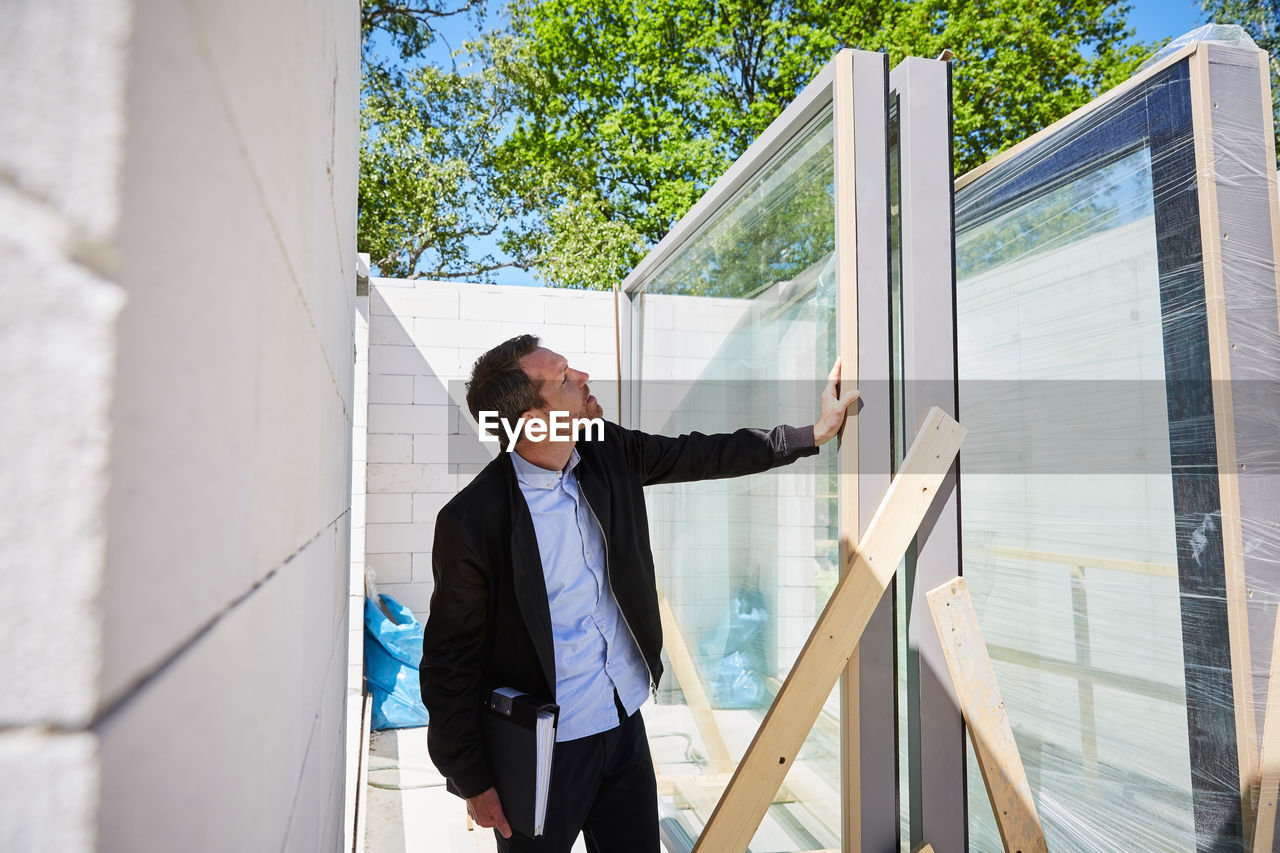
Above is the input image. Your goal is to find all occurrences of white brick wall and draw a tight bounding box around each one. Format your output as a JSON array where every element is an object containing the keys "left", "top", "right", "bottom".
[
  {"left": 635, "top": 291, "right": 833, "bottom": 696},
  {"left": 366, "top": 278, "right": 831, "bottom": 708},
  {"left": 0, "top": 0, "right": 360, "bottom": 850},
  {"left": 364, "top": 279, "right": 617, "bottom": 622}
]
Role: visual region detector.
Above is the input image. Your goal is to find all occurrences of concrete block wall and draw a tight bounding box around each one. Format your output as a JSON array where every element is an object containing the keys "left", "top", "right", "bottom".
[
  {"left": 371, "top": 279, "right": 832, "bottom": 701},
  {"left": 0, "top": 0, "right": 360, "bottom": 850},
  {"left": 635, "top": 292, "right": 830, "bottom": 691},
  {"left": 365, "top": 278, "right": 618, "bottom": 620},
  {"left": 344, "top": 288, "right": 370, "bottom": 848}
]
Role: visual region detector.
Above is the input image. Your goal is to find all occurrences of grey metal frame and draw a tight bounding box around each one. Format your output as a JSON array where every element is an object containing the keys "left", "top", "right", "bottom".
[
  {"left": 834, "top": 48, "right": 896, "bottom": 853},
  {"left": 890, "top": 55, "right": 965, "bottom": 853}
]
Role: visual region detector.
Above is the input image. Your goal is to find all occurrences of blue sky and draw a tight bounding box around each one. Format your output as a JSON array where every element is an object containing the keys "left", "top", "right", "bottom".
[{"left": 378, "top": 0, "right": 1213, "bottom": 286}]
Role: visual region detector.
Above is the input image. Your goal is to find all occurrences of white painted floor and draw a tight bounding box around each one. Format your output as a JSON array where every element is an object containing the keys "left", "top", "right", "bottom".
[
  {"left": 363, "top": 726, "right": 586, "bottom": 853},
  {"left": 363, "top": 708, "right": 838, "bottom": 853}
]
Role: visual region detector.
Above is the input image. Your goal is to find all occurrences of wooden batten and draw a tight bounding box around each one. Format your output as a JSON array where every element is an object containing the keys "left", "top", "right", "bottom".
[
  {"left": 926, "top": 578, "right": 1048, "bottom": 853},
  {"left": 691, "top": 408, "right": 965, "bottom": 853},
  {"left": 655, "top": 583, "right": 734, "bottom": 774},
  {"left": 1253, "top": 606, "right": 1280, "bottom": 853},
  {"left": 832, "top": 47, "right": 862, "bottom": 853},
  {"left": 1189, "top": 44, "right": 1258, "bottom": 840}
]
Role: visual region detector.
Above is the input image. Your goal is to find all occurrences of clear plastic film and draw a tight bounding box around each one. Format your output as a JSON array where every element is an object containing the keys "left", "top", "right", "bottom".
[
  {"left": 620, "top": 34, "right": 1280, "bottom": 853},
  {"left": 953, "top": 35, "right": 1280, "bottom": 853}
]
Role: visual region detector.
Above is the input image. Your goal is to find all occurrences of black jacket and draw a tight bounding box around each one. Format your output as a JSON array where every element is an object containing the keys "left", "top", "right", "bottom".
[{"left": 420, "top": 420, "right": 819, "bottom": 797}]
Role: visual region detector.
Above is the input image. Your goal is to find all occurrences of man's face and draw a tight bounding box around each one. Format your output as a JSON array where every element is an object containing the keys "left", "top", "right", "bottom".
[{"left": 519, "top": 347, "right": 605, "bottom": 423}]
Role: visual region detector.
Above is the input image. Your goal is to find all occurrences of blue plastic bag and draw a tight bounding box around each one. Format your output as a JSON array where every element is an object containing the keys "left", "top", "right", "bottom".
[
  {"left": 699, "top": 586, "right": 770, "bottom": 709},
  {"left": 364, "top": 594, "right": 431, "bottom": 730}
]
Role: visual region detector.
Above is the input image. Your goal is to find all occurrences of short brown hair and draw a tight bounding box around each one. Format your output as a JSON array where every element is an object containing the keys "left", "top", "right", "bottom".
[{"left": 465, "top": 334, "right": 544, "bottom": 450}]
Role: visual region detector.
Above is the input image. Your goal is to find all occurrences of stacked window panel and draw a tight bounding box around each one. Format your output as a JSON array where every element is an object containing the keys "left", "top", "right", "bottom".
[
  {"left": 621, "top": 49, "right": 961, "bottom": 852},
  {"left": 953, "top": 39, "right": 1280, "bottom": 853}
]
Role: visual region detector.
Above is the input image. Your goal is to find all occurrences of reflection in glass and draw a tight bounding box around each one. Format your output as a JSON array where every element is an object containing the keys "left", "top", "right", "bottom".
[
  {"left": 955, "top": 146, "right": 1196, "bottom": 851},
  {"left": 630, "top": 107, "right": 841, "bottom": 850}
]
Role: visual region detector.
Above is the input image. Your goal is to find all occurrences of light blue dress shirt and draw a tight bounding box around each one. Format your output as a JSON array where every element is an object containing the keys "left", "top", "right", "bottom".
[{"left": 511, "top": 448, "right": 651, "bottom": 742}]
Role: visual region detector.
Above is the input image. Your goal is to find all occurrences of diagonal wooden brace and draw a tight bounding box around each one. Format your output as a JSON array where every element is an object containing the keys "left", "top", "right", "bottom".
[
  {"left": 927, "top": 577, "right": 1048, "bottom": 853},
  {"left": 656, "top": 581, "right": 735, "bottom": 774},
  {"left": 691, "top": 406, "right": 966, "bottom": 852},
  {"left": 1252, "top": 605, "right": 1280, "bottom": 853}
]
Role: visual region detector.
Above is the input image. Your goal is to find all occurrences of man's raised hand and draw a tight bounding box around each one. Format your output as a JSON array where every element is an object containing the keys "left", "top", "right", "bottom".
[{"left": 814, "top": 357, "right": 859, "bottom": 446}]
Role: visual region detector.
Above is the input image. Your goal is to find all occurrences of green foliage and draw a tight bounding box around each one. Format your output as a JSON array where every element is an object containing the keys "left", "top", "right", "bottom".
[
  {"left": 531, "top": 190, "right": 648, "bottom": 289},
  {"left": 359, "top": 0, "right": 1152, "bottom": 288},
  {"left": 359, "top": 50, "right": 521, "bottom": 279},
  {"left": 1199, "top": 0, "right": 1280, "bottom": 160},
  {"left": 861, "top": 0, "right": 1151, "bottom": 175},
  {"left": 495, "top": 0, "right": 1149, "bottom": 285},
  {"left": 956, "top": 150, "right": 1154, "bottom": 279},
  {"left": 643, "top": 115, "right": 836, "bottom": 298}
]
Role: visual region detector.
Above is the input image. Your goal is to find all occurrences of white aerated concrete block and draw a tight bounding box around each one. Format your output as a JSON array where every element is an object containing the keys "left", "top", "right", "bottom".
[
  {"left": 366, "top": 463, "right": 453, "bottom": 494},
  {"left": 365, "top": 522, "right": 435, "bottom": 555},
  {"left": 0, "top": 189, "right": 123, "bottom": 727},
  {"left": 368, "top": 434, "right": 413, "bottom": 464},
  {"left": 97, "top": 524, "right": 348, "bottom": 852},
  {"left": 367, "top": 403, "right": 449, "bottom": 435},
  {"left": 369, "top": 374, "right": 414, "bottom": 404},
  {"left": 0, "top": 730, "right": 99, "bottom": 853},
  {"left": 369, "top": 344, "right": 435, "bottom": 377},
  {"left": 367, "top": 553, "right": 413, "bottom": 585},
  {"left": 0, "top": 0, "right": 132, "bottom": 242},
  {"left": 365, "top": 493, "right": 412, "bottom": 524}
]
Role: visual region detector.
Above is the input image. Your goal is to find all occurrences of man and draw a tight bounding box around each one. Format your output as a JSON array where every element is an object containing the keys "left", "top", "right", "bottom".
[{"left": 421, "top": 334, "right": 858, "bottom": 852}]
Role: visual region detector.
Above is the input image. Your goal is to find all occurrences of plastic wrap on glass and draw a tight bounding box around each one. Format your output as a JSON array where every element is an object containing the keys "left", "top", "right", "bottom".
[{"left": 953, "top": 38, "right": 1280, "bottom": 853}]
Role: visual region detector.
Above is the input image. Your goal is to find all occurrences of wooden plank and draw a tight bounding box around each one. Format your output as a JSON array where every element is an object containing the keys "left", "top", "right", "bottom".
[
  {"left": 1254, "top": 607, "right": 1280, "bottom": 853},
  {"left": 691, "top": 407, "right": 966, "bottom": 853},
  {"left": 911, "top": 846, "right": 936, "bottom": 853},
  {"left": 832, "top": 46, "right": 862, "bottom": 853},
  {"left": 354, "top": 693, "right": 372, "bottom": 853},
  {"left": 1190, "top": 45, "right": 1258, "bottom": 841},
  {"left": 925, "top": 578, "right": 1048, "bottom": 853},
  {"left": 656, "top": 582, "right": 735, "bottom": 773},
  {"left": 1257, "top": 47, "right": 1280, "bottom": 326},
  {"left": 1257, "top": 45, "right": 1280, "bottom": 853},
  {"left": 972, "top": 544, "right": 1176, "bottom": 579}
]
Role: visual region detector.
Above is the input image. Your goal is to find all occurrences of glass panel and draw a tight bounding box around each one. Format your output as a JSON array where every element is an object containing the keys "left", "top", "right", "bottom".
[
  {"left": 955, "top": 142, "right": 1197, "bottom": 851},
  {"left": 887, "top": 91, "right": 914, "bottom": 853},
  {"left": 630, "top": 106, "right": 840, "bottom": 850}
]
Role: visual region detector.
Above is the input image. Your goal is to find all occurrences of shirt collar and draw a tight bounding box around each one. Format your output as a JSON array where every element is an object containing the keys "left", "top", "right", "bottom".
[{"left": 510, "top": 446, "right": 580, "bottom": 489}]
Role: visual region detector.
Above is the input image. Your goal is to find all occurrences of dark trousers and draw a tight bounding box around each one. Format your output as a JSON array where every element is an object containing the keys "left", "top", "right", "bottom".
[{"left": 496, "top": 707, "right": 659, "bottom": 853}]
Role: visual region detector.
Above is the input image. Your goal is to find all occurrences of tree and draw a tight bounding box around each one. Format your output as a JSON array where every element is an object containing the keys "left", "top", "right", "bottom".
[
  {"left": 497, "top": 0, "right": 820, "bottom": 253},
  {"left": 862, "top": 0, "right": 1150, "bottom": 174},
  {"left": 360, "top": 0, "right": 1152, "bottom": 287},
  {"left": 1199, "top": 0, "right": 1280, "bottom": 159},
  {"left": 361, "top": 1, "right": 534, "bottom": 280},
  {"left": 359, "top": 51, "right": 523, "bottom": 279},
  {"left": 493, "top": 0, "right": 1150, "bottom": 289},
  {"left": 362, "top": 0, "right": 484, "bottom": 63}
]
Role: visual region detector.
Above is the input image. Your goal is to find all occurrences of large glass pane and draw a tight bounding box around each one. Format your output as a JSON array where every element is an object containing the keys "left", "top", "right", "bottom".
[
  {"left": 954, "top": 45, "right": 1280, "bottom": 851},
  {"left": 630, "top": 106, "right": 841, "bottom": 850},
  {"left": 955, "top": 131, "right": 1196, "bottom": 849}
]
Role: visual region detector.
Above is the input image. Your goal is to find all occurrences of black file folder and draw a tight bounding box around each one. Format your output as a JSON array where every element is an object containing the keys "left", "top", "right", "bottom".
[{"left": 482, "top": 687, "right": 558, "bottom": 837}]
